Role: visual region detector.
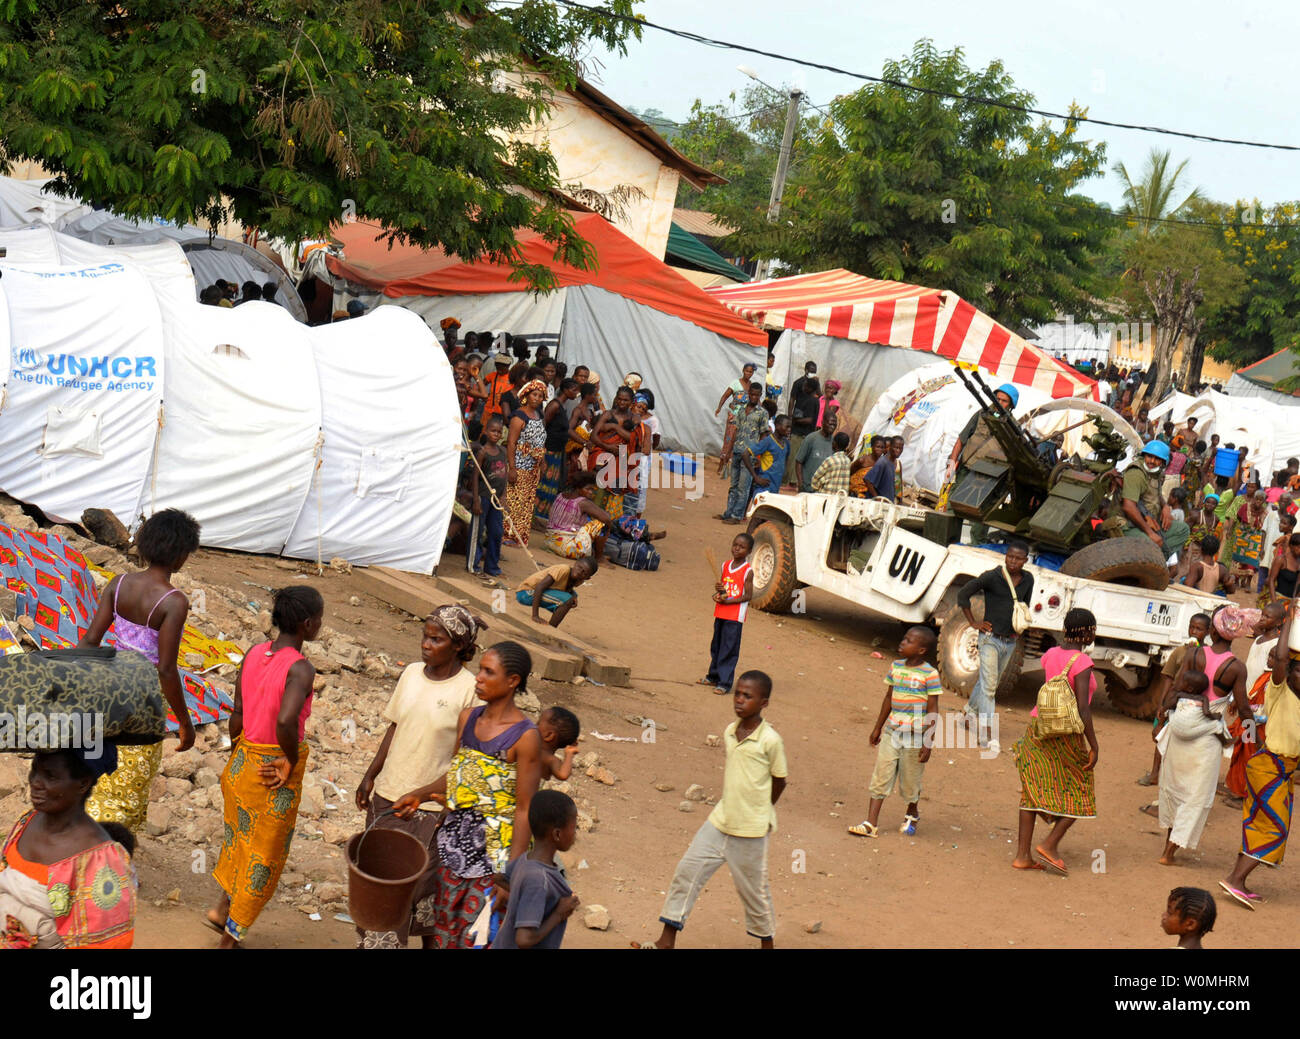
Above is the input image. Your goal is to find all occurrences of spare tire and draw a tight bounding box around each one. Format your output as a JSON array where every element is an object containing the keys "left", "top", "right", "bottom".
[
  {"left": 749, "top": 520, "right": 798, "bottom": 613},
  {"left": 936, "top": 604, "right": 1026, "bottom": 699},
  {"left": 1059, "top": 536, "right": 1170, "bottom": 591}
]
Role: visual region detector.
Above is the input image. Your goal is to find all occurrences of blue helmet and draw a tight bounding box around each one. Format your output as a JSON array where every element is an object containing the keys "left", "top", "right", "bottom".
[
  {"left": 1141, "top": 440, "right": 1171, "bottom": 464},
  {"left": 995, "top": 383, "right": 1020, "bottom": 408}
]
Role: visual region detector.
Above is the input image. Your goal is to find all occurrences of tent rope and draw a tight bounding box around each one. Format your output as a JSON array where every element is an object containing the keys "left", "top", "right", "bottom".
[
  {"left": 311, "top": 430, "right": 325, "bottom": 575},
  {"left": 460, "top": 420, "right": 545, "bottom": 575},
  {"left": 149, "top": 403, "right": 166, "bottom": 515}
]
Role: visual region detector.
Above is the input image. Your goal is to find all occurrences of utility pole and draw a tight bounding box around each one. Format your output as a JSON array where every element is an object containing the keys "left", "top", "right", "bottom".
[{"left": 754, "top": 88, "right": 803, "bottom": 283}]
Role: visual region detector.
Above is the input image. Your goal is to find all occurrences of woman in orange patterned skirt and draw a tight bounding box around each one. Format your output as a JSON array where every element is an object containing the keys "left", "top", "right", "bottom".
[
  {"left": 503, "top": 380, "right": 548, "bottom": 548},
  {"left": 1010, "top": 608, "right": 1100, "bottom": 876}
]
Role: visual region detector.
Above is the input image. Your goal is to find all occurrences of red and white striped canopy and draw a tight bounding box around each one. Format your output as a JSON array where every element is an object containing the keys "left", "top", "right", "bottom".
[{"left": 707, "top": 269, "right": 1097, "bottom": 400}]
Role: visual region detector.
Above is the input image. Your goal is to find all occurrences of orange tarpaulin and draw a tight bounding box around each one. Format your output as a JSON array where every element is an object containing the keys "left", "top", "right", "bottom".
[{"left": 324, "top": 213, "right": 768, "bottom": 348}]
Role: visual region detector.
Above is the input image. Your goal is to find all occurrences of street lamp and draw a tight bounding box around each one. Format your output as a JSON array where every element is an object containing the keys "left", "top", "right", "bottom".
[{"left": 738, "top": 66, "right": 802, "bottom": 282}]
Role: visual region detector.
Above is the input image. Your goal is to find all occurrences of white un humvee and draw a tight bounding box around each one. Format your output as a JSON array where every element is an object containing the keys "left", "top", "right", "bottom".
[{"left": 742, "top": 492, "right": 1224, "bottom": 719}]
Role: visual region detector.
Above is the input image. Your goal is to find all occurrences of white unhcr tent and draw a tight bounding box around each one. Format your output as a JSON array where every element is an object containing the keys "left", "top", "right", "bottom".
[
  {"left": 0, "top": 260, "right": 459, "bottom": 573},
  {"left": 0, "top": 176, "right": 308, "bottom": 323},
  {"left": 282, "top": 306, "right": 461, "bottom": 572},
  {"left": 0, "top": 262, "right": 166, "bottom": 525}
]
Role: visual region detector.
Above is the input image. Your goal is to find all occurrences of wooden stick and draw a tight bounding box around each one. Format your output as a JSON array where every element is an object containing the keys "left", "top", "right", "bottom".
[{"left": 704, "top": 546, "right": 720, "bottom": 578}]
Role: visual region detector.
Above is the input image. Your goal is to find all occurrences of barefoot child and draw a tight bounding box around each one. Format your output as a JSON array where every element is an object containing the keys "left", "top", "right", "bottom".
[
  {"left": 848, "top": 626, "right": 939, "bottom": 838},
  {"left": 516, "top": 557, "right": 597, "bottom": 629},
  {"left": 1162, "top": 887, "right": 1216, "bottom": 949},
  {"left": 699, "top": 533, "right": 754, "bottom": 696},
  {"left": 79, "top": 508, "right": 201, "bottom": 833},
  {"left": 491, "top": 789, "right": 581, "bottom": 949},
  {"left": 643, "top": 670, "right": 787, "bottom": 948},
  {"left": 538, "top": 706, "right": 581, "bottom": 781}
]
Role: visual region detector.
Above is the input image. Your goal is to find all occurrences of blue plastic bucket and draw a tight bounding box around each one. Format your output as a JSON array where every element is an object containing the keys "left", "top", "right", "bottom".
[{"left": 1214, "top": 447, "right": 1241, "bottom": 478}]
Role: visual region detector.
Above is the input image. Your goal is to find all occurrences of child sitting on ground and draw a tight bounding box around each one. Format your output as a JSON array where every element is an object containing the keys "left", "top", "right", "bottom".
[
  {"left": 516, "top": 557, "right": 597, "bottom": 629},
  {"left": 849, "top": 626, "right": 940, "bottom": 838},
  {"left": 1162, "top": 887, "right": 1216, "bottom": 949},
  {"left": 538, "top": 706, "right": 581, "bottom": 781},
  {"left": 491, "top": 789, "right": 580, "bottom": 949}
]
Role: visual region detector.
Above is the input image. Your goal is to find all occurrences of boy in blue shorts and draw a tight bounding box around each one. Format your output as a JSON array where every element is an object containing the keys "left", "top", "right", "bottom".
[
  {"left": 516, "top": 557, "right": 597, "bottom": 629},
  {"left": 848, "top": 626, "right": 940, "bottom": 838}
]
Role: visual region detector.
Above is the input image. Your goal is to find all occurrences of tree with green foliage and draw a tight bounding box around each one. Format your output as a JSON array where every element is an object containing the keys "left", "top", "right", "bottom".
[
  {"left": 722, "top": 40, "right": 1115, "bottom": 328},
  {"left": 1113, "top": 149, "right": 1205, "bottom": 236},
  {"left": 1111, "top": 212, "right": 1244, "bottom": 399},
  {"left": 1201, "top": 200, "right": 1300, "bottom": 375},
  {"left": 669, "top": 84, "right": 815, "bottom": 220},
  {"left": 0, "top": 0, "right": 642, "bottom": 289}
]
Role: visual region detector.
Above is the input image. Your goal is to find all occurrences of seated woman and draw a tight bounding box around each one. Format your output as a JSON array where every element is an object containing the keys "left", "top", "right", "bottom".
[
  {"left": 544, "top": 471, "right": 614, "bottom": 560},
  {"left": 0, "top": 745, "right": 136, "bottom": 948}
]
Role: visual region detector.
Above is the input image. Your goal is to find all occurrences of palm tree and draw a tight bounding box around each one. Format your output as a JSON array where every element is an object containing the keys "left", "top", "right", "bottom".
[{"left": 1112, "top": 149, "right": 1204, "bottom": 235}]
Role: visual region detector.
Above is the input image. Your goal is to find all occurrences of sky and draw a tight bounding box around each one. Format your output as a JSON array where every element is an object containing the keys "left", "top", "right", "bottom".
[{"left": 589, "top": 0, "right": 1299, "bottom": 211}]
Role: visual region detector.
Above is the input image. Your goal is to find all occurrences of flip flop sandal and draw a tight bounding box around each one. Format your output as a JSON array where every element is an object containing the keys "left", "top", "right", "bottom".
[
  {"left": 847, "top": 821, "right": 879, "bottom": 838},
  {"left": 1136, "top": 774, "right": 1155, "bottom": 787},
  {"left": 1218, "top": 881, "right": 1256, "bottom": 911},
  {"left": 1012, "top": 861, "right": 1047, "bottom": 871},
  {"left": 899, "top": 814, "right": 918, "bottom": 836},
  {"left": 696, "top": 678, "right": 716, "bottom": 686},
  {"left": 202, "top": 912, "right": 226, "bottom": 936},
  {"left": 1139, "top": 804, "right": 1161, "bottom": 819},
  {"left": 713, "top": 686, "right": 731, "bottom": 695},
  {"left": 1035, "top": 847, "right": 1068, "bottom": 875}
]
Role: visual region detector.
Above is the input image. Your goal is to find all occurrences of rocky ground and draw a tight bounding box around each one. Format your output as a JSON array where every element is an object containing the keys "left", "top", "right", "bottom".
[{"left": 1, "top": 480, "right": 1296, "bottom": 950}]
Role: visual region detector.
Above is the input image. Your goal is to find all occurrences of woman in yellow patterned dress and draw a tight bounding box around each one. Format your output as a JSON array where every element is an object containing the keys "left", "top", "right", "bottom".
[
  {"left": 79, "top": 509, "right": 202, "bottom": 833},
  {"left": 394, "top": 641, "right": 542, "bottom": 948}
]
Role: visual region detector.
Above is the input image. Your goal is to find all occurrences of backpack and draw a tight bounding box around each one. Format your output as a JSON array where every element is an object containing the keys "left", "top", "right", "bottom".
[
  {"left": 1033, "top": 651, "right": 1085, "bottom": 738},
  {"left": 604, "top": 535, "right": 660, "bottom": 571}
]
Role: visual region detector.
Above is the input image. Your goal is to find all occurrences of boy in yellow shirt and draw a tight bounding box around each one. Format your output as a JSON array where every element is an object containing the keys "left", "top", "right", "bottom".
[{"left": 640, "top": 670, "right": 787, "bottom": 948}]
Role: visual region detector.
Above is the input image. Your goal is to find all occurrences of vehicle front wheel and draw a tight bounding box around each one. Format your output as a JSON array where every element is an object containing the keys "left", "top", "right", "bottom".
[
  {"left": 937, "top": 605, "right": 1026, "bottom": 699},
  {"left": 749, "top": 520, "right": 797, "bottom": 613}
]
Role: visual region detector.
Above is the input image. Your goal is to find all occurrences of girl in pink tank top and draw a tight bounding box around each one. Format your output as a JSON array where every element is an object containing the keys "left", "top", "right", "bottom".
[
  {"left": 79, "top": 510, "right": 202, "bottom": 749},
  {"left": 209, "top": 584, "right": 325, "bottom": 948},
  {"left": 77, "top": 510, "right": 202, "bottom": 836}
]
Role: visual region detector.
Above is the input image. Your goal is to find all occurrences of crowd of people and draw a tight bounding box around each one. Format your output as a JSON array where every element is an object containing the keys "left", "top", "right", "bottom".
[
  {"left": 6, "top": 321, "right": 1300, "bottom": 951},
  {"left": 197, "top": 278, "right": 286, "bottom": 309},
  {"left": 711, "top": 355, "right": 907, "bottom": 526},
  {"left": 436, "top": 319, "right": 667, "bottom": 624}
]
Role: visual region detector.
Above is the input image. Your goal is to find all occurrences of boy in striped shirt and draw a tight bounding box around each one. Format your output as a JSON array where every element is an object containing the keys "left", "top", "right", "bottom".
[{"left": 848, "top": 626, "right": 940, "bottom": 838}]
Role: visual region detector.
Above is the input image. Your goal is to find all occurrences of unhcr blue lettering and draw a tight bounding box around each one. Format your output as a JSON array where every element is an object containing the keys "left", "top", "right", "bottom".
[{"left": 43, "top": 354, "right": 158, "bottom": 379}]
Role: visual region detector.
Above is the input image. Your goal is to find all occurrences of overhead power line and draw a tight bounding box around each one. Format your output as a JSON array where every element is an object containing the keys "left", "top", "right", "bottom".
[{"left": 547, "top": 0, "right": 1300, "bottom": 152}]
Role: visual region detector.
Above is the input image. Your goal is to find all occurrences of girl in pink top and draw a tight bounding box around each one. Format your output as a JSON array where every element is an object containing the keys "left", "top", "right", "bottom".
[{"left": 209, "top": 585, "right": 324, "bottom": 948}]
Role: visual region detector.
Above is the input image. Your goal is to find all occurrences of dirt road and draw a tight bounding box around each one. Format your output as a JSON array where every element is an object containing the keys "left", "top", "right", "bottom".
[{"left": 124, "top": 469, "right": 1292, "bottom": 949}]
